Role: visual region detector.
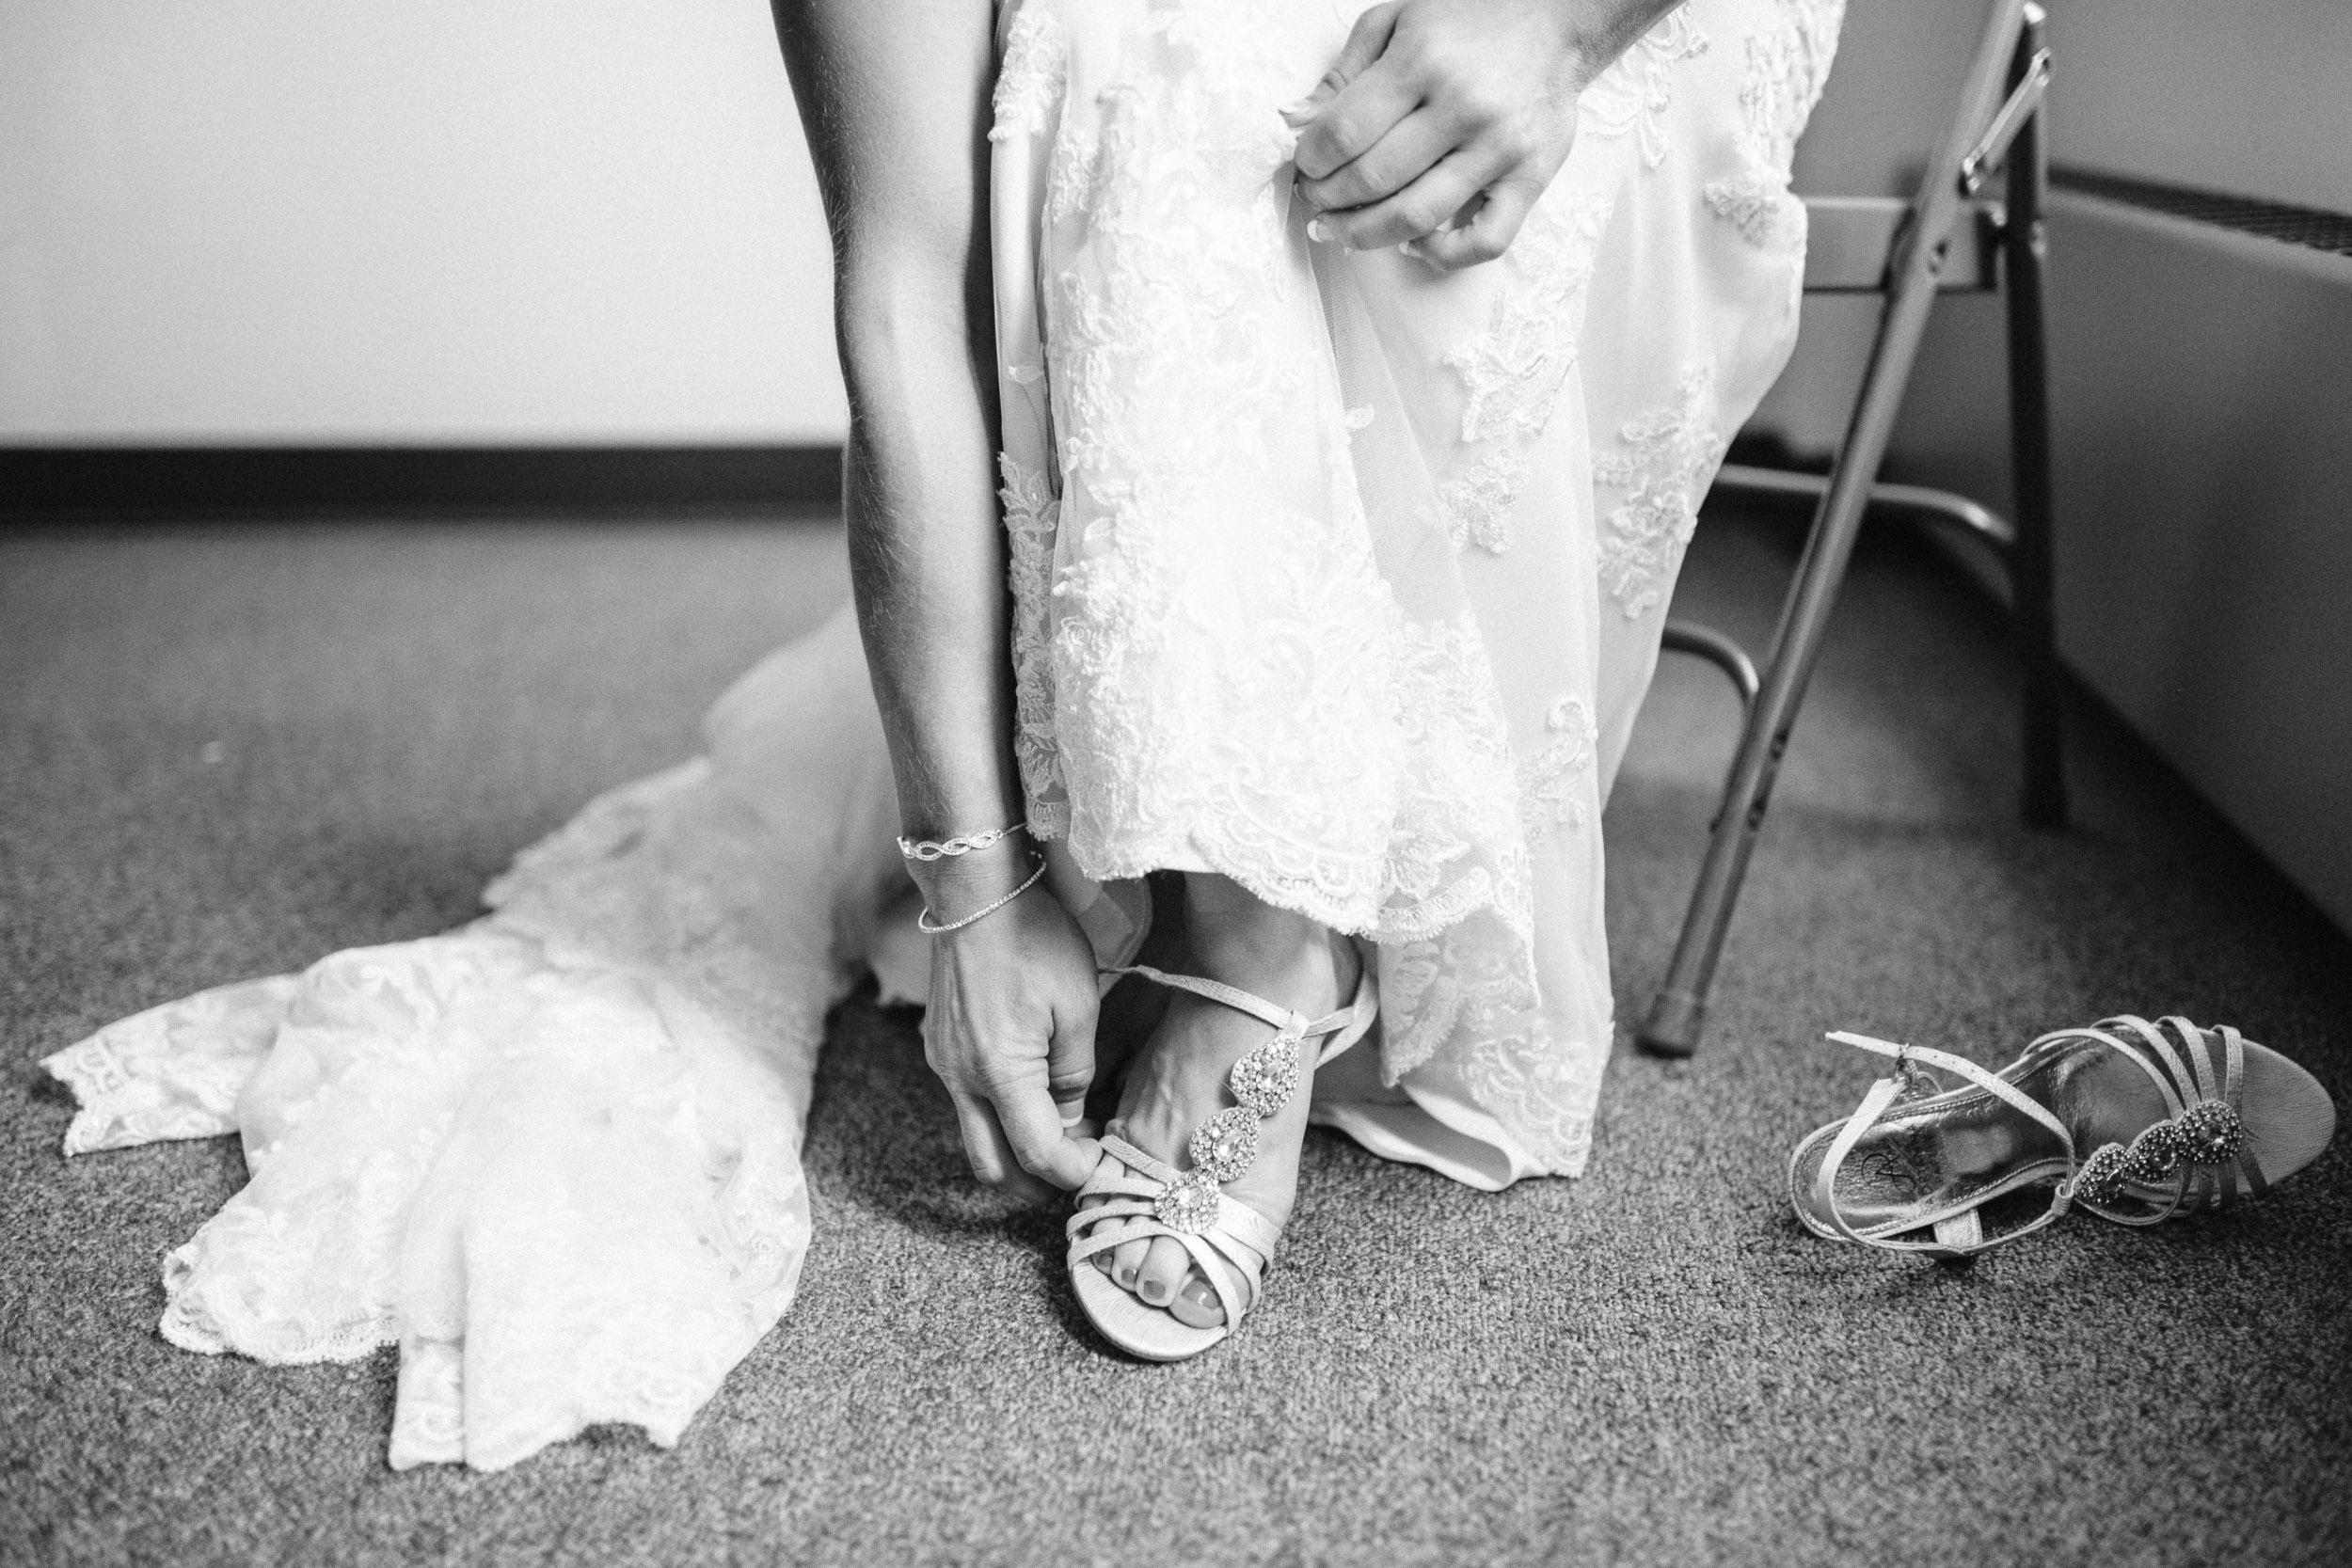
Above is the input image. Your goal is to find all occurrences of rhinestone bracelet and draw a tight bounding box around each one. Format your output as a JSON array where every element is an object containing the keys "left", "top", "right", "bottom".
[
  {"left": 897, "top": 824, "right": 1025, "bottom": 863},
  {"left": 916, "top": 856, "right": 1049, "bottom": 936}
]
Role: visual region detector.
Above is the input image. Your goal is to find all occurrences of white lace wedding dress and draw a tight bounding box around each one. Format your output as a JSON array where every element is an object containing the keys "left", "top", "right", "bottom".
[{"left": 42, "top": 0, "right": 1842, "bottom": 1470}]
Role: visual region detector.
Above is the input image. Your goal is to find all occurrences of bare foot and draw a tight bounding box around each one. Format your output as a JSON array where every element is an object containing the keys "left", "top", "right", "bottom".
[{"left": 1077, "top": 873, "right": 1361, "bottom": 1329}]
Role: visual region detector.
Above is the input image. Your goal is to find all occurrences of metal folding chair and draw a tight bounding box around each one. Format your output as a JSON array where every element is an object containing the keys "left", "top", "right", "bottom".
[{"left": 1639, "top": 0, "right": 2061, "bottom": 1056}]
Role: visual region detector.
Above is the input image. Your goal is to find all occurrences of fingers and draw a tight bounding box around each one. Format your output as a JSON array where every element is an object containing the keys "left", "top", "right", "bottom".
[
  {"left": 947, "top": 1091, "right": 1059, "bottom": 1206},
  {"left": 1402, "top": 176, "right": 1540, "bottom": 271},
  {"left": 991, "top": 1064, "right": 1102, "bottom": 1192},
  {"left": 1295, "top": 105, "right": 1460, "bottom": 217},
  {"left": 1045, "top": 980, "right": 1100, "bottom": 1130},
  {"left": 1311, "top": 148, "right": 1494, "bottom": 254},
  {"left": 1290, "top": 5, "right": 1409, "bottom": 182},
  {"left": 1283, "top": 1, "right": 1397, "bottom": 125}
]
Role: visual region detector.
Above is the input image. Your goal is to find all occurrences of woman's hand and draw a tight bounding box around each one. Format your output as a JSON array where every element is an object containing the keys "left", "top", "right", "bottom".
[
  {"left": 916, "top": 848, "right": 1104, "bottom": 1204},
  {"left": 1289, "top": 0, "right": 1680, "bottom": 269}
]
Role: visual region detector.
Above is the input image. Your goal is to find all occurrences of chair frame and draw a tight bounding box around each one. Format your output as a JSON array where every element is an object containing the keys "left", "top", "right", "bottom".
[{"left": 1640, "top": 0, "right": 2061, "bottom": 1057}]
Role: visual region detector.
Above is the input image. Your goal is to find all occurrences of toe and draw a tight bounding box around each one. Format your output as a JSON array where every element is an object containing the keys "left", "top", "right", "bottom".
[
  {"left": 1110, "top": 1229, "right": 1152, "bottom": 1291},
  {"left": 1074, "top": 1196, "right": 1120, "bottom": 1275},
  {"left": 1135, "top": 1236, "right": 1190, "bottom": 1307},
  {"left": 1167, "top": 1267, "right": 1226, "bottom": 1329}
]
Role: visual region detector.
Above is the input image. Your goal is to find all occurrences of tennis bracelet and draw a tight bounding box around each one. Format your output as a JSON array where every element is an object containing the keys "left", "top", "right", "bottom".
[{"left": 915, "top": 856, "right": 1049, "bottom": 935}]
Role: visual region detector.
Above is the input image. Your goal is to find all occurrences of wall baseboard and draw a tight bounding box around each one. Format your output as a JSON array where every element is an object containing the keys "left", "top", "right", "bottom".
[{"left": 0, "top": 445, "right": 843, "bottom": 518}]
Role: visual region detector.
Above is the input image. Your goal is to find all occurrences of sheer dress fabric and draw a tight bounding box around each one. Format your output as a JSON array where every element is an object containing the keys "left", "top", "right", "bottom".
[{"left": 41, "top": 0, "right": 1840, "bottom": 1471}]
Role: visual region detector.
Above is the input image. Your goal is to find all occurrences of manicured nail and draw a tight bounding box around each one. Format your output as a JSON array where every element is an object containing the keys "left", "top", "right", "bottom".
[
  {"left": 1138, "top": 1277, "right": 1169, "bottom": 1304},
  {"left": 1307, "top": 215, "right": 1333, "bottom": 244},
  {"left": 1279, "top": 98, "right": 1316, "bottom": 124},
  {"left": 1116, "top": 1265, "right": 1137, "bottom": 1288},
  {"left": 1179, "top": 1275, "right": 1222, "bottom": 1318},
  {"left": 1057, "top": 1101, "right": 1086, "bottom": 1128}
]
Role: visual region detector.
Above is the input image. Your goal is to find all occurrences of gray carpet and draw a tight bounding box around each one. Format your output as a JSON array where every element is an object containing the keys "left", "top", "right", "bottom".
[{"left": 4, "top": 511, "right": 2346, "bottom": 1568}]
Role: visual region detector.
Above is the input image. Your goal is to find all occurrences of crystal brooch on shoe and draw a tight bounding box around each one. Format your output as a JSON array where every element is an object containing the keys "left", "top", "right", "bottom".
[
  {"left": 2074, "top": 1100, "right": 2248, "bottom": 1207},
  {"left": 1190, "top": 1107, "right": 1261, "bottom": 1183},
  {"left": 1228, "top": 1033, "right": 1301, "bottom": 1117},
  {"left": 1155, "top": 1171, "right": 1223, "bottom": 1235}
]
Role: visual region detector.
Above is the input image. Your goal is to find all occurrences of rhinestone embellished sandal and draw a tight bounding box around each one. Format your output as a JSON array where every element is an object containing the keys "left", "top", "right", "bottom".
[
  {"left": 1066, "top": 958, "right": 1377, "bottom": 1361},
  {"left": 1790, "top": 1015, "right": 2335, "bottom": 1259}
]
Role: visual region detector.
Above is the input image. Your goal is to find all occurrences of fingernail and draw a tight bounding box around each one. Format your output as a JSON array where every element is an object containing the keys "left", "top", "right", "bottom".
[
  {"left": 1307, "top": 215, "right": 1332, "bottom": 244},
  {"left": 1279, "top": 98, "right": 1316, "bottom": 123},
  {"left": 1058, "top": 1101, "right": 1086, "bottom": 1128}
]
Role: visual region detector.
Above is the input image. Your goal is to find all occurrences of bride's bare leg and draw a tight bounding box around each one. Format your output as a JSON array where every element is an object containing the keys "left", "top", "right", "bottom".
[{"left": 1089, "top": 874, "right": 1361, "bottom": 1327}]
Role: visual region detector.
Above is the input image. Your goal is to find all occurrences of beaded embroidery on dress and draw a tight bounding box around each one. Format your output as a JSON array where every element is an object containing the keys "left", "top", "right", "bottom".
[{"left": 40, "top": 0, "right": 1839, "bottom": 1470}]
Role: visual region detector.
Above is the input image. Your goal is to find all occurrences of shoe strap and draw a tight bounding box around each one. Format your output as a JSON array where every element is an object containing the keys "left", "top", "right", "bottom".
[
  {"left": 1815, "top": 1033, "right": 2079, "bottom": 1259},
  {"left": 1066, "top": 1199, "right": 1268, "bottom": 1327},
  {"left": 1104, "top": 961, "right": 1375, "bottom": 1065},
  {"left": 2022, "top": 1022, "right": 2185, "bottom": 1118},
  {"left": 1827, "top": 1033, "right": 2076, "bottom": 1148},
  {"left": 1093, "top": 1133, "right": 1284, "bottom": 1259},
  {"left": 1072, "top": 1136, "right": 1281, "bottom": 1325},
  {"left": 1073, "top": 959, "right": 1375, "bottom": 1325},
  {"left": 2068, "top": 1016, "right": 2258, "bottom": 1216}
]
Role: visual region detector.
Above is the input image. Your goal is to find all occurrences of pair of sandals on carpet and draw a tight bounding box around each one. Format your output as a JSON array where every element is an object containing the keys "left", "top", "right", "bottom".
[{"left": 1064, "top": 954, "right": 2335, "bottom": 1360}]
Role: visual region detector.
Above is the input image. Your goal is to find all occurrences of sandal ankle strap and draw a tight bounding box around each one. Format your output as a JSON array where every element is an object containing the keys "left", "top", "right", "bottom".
[
  {"left": 1814, "top": 1032, "right": 2081, "bottom": 1259},
  {"left": 1103, "top": 961, "right": 1375, "bottom": 1065}
]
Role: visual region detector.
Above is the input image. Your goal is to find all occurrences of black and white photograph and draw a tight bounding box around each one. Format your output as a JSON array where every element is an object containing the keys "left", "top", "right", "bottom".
[{"left": 4, "top": 0, "right": 2346, "bottom": 1563}]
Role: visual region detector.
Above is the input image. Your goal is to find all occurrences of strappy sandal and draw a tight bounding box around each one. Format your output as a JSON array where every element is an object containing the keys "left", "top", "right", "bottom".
[
  {"left": 1066, "top": 958, "right": 1378, "bottom": 1361},
  {"left": 1790, "top": 1014, "right": 2335, "bottom": 1260}
]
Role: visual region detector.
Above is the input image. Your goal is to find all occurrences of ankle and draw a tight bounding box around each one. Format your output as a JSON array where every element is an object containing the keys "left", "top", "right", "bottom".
[{"left": 1181, "top": 876, "right": 1349, "bottom": 1003}]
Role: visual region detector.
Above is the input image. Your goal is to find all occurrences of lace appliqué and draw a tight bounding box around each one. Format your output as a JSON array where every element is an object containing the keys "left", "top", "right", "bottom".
[
  {"left": 42, "top": 974, "right": 294, "bottom": 1154},
  {"left": 1019, "top": 4, "right": 1413, "bottom": 928},
  {"left": 1518, "top": 695, "right": 1599, "bottom": 845},
  {"left": 1435, "top": 194, "right": 1613, "bottom": 554},
  {"left": 990, "top": 7, "right": 1067, "bottom": 145},
  {"left": 1436, "top": 456, "right": 1519, "bottom": 555},
  {"left": 1703, "top": 0, "right": 1844, "bottom": 248},
  {"left": 998, "top": 451, "right": 1069, "bottom": 835},
  {"left": 1597, "top": 360, "right": 1724, "bottom": 619},
  {"left": 1378, "top": 615, "right": 1523, "bottom": 940},
  {"left": 1464, "top": 1010, "right": 1604, "bottom": 1176},
  {"left": 1380, "top": 913, "right": 1597, "bottom": 1173},
  {"left": 1581, "top": 8, "right": 1710, "bottom": 169},
  {"left": 1705, "top": 168, "right": 1800, "bottom": 249}
]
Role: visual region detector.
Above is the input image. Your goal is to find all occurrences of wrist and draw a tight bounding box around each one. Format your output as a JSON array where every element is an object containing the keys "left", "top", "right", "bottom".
[
  {"left": 906, "top": 832, "right": 1043, "bottom": 923},
  {"left": 1554, "top": 0, "right": 1678, "bottom": 92}
]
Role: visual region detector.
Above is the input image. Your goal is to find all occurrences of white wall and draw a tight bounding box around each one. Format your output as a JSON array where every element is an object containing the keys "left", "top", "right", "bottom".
[
  {"left": 6, "top": 3, "right": 2345, "bottom": 449},
  {"left": 1760, "top": 0, "right": 2352, "bottom": 934},
  {"left": 1762, "top": 0, "right": 2352, "bottom": 454},
  {"left": 0, "top": 0, "right": 847, "bottom": 444}
]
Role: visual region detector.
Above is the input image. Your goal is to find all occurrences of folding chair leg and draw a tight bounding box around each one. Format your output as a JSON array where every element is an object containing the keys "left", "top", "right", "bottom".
[
  {"left": 1639, "top": 0, "right": 2033, "bottom": 1057},
  {"left": 2004, "top": 10, "right": 2067, "bottom": 831}
]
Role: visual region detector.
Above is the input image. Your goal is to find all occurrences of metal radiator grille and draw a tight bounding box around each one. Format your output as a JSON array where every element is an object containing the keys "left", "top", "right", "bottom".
[{"left": 2054, "top": 166, "right": 2352, "bottom": 257}]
